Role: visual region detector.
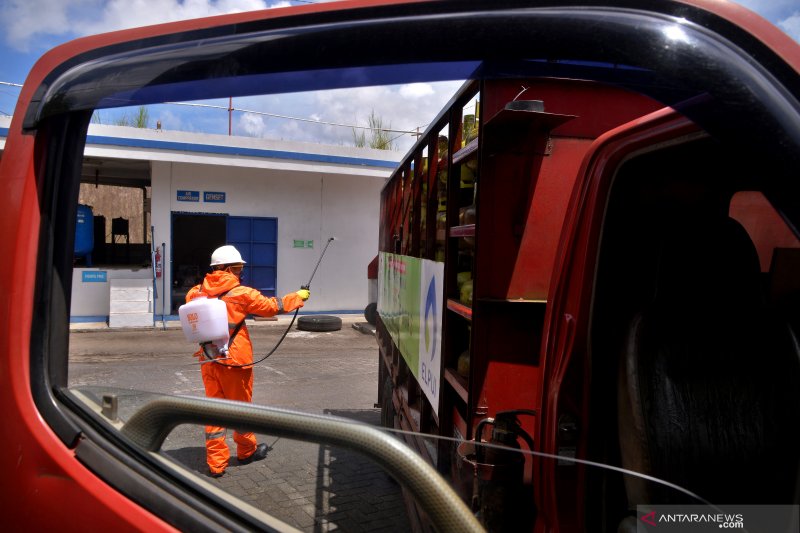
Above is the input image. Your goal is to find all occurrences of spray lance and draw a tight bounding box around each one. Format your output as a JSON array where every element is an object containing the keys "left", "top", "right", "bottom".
[
  {"left": 301, "top": 236, "right": 335, "bottom": 293},
  {"left": 178, "top": 238, "right": 336, "bottom": 367}
]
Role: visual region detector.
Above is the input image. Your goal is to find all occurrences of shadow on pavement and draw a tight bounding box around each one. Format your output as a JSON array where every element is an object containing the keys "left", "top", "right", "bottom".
[
  {"left": 160, "top": 409, "right": 411, "bottom": 531},
  {"left": 316, "top": 408, "right": 410, "bottom": 532},
  {"left": 163, "top": 446, "right": 208, "bottom": 474}
]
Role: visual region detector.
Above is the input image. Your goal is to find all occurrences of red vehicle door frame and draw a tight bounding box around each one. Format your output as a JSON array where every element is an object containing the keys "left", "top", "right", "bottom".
[
  {"left": 539, "top": 108, "right": 701, "bottom": 529},
  {"left": 1, "top": 1, "right": 798, "bottom": 530}
]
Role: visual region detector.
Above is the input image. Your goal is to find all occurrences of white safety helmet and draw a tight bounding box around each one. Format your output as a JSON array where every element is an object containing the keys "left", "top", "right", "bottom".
[{"left": 210, "top": 245, "right": 246, "bottom": 267}]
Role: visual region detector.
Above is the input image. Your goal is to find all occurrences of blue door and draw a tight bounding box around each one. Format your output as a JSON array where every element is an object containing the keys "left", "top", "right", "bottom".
[{"left": 227, "top": 216, "right": 277, "bottom": 297}]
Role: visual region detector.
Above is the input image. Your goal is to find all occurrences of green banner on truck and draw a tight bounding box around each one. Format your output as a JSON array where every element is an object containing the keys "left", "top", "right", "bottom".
[{"left": 378, "top": 252, "right": 444, "bottom": 415}]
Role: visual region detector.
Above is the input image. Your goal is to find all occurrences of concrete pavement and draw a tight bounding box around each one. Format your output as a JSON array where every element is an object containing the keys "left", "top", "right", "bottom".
[{"left": 69, "top": 316, "right": 409, "bottom": 532}]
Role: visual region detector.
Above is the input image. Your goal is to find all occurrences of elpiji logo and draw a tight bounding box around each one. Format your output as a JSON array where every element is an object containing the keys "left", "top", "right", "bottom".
[{"left": 640, "top": 510, "right": 657, "bottom": 527}]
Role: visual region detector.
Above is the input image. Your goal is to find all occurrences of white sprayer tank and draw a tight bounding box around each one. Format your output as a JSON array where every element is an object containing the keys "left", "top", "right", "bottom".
[{"left": 179, "top": 295, "right": 229, "bottom": 349}]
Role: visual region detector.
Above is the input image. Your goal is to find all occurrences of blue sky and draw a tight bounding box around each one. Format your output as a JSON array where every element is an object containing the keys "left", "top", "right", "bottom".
[{"left": 1, "top": 0, "right": 798, "bottom": 151}]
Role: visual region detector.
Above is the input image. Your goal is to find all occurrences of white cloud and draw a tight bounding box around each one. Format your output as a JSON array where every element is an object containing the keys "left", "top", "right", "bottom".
[
  {"left": 730, "top": 0, "right": 798, "bottom": 20},
  {"left": 240, "top": 112, "right": 266, "bottom": 137},
  {"left": 220, "top": 80, "right": 462, "bottom": 150},
  {"left": 778, "top": 12, "right": 800, "bottom": 43},
  {"left": 0, "top": 0, "right": 270, "bottom": 51},
  {"left": 0, "top": 0, "right": 92, "bottom": 52},
  {"left": 77, "top": 0, "right": 269, "bottom": 37},
  {"left": 307, "top": 81, "right": 462, "bottom": 151},
  {"left": 399, "top": 83, "right": 434, "bottom": 99}
]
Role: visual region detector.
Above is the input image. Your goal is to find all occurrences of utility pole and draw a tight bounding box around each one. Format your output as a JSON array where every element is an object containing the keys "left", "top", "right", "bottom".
[{"left": 228, "top": 97, "right": 233, "bottom": 135}]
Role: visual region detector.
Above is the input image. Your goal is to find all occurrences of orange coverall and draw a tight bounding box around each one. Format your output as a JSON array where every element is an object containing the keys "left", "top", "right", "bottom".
[{"left": 186, "top": 270, "right": 305, "bottom": 474}]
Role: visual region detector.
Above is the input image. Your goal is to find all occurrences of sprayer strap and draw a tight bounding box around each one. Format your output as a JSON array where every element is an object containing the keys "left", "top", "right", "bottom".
[
  {"left": 217, "top": 288, "right": 246, "bottom": 348},
  {"left": 228, "top": 319, "right": 246, "bottom": 346}
]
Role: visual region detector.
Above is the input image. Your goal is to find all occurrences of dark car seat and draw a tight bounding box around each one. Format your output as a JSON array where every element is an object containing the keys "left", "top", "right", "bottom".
[{"left": 617, "top": 216, "right": 800, "bottom": 506}]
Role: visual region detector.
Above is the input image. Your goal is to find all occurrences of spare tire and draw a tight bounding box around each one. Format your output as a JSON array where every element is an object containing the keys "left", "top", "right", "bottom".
[
  {"left": 297, "top": 315, "right": 342, "bottom": 332},
  {"left": 364, "top": 302, "right": 378, "bottom": 325}
]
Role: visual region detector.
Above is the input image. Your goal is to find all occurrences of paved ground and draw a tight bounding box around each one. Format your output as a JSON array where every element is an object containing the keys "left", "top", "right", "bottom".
[{"left": 68, "top": 315, "right": 408, "bottom": 532}]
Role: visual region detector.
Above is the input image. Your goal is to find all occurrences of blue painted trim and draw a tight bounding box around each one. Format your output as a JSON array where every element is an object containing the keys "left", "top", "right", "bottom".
[
  {"left": 1, "top": 126, "right": 396, "bottom": 169},
  {"left": 84, "top": 133, "right": 398, "bottom": 169},
  {"left": 70, "top": 315, "right": 108, "bottom": 323}
]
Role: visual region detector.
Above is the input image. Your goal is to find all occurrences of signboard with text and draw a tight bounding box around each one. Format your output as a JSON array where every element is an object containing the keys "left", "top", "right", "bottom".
[
  {"left": 204, "top": 191, "right": 226, "bottom": 203},
  {"left": 176, "top": 190, "right": 200, "bottom": 202},
  {"left": 81, "top": 271, "right": 108, "bottom": 283}
]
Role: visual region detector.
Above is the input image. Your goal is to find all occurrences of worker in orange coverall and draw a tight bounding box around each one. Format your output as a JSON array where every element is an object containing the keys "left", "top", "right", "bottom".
[{"left": 186, "top": 244, "right": 310, "bottom": 477}]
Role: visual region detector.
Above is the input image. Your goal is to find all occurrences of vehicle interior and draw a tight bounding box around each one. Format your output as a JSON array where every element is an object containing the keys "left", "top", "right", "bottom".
[
  {"left": 13, "top": 1, "right": 800, "bottom": 531},
  {"left": 588, "top": 136, "right": 800, "bottom": 529}
]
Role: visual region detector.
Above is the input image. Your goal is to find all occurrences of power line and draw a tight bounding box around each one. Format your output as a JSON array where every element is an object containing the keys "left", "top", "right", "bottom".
[
  {"left": 0, "top": 80, "right": 425, "bottom": 136},
  {"left": 0, "top": 83, "right": 21, "bottom": 116},
  {"left": 163, "top": 100, "right": 422, "bottom": 135}
]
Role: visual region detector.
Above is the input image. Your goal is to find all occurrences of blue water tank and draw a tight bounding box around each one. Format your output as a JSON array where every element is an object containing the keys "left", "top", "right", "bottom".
[{"left": 75, "top": 204, "right": 94, "bottom": 259}]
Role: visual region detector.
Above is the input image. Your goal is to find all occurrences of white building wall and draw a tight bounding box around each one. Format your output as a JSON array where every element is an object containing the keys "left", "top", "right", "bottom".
[
  {"left": 153, "top": 161, "right": 385, "bottom": 314},
  {"left": 151, "top": 160, "right": 173, "bottom": 318},
  {"left": 315, "top": 173, "right": 385, "bottom": 311},
  {"left": 70, "top": 268, "right": 153, "bottom": 317},
  {"left": 41, "top": 122, "right": 400, "bottom": 320}
]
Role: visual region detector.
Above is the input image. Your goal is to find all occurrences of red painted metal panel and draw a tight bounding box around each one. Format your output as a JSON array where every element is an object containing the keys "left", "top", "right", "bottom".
[
  {"left": 729, "top": 191, "right": 800, "bottom": 272},
  {"left": 449, "top": 224, "right": 475, "bottom": 238},
  {"left": 508, "top": 138, "right": 593, "bottom": 299},
  {"left": 367, "top": 255, "right": 379, "bottom": 279},
  {"left": 0, "top": 48, "right": 179, "bottom": 533},
  {"left": 538, "top": 109, "right": 701, "bottom": 530},
  {"left": 446, "top": 299, "right": 473, "bottom": 320},
  {"left": 481, "top": 78, "right": 664, "bottom": 140}
]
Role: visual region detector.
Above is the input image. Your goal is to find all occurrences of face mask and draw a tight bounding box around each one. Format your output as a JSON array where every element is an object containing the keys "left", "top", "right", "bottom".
[{"left": 226, "top": 266, "right": 244, "bottom": 282}]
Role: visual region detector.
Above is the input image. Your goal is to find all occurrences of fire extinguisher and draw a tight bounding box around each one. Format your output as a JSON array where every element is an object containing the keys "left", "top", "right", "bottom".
[
  {"left": 471, "top": 409, "right": 537, "bottom": 532},
  {"left": 155, "top": 247, "right": 162, "bottom": 278}
]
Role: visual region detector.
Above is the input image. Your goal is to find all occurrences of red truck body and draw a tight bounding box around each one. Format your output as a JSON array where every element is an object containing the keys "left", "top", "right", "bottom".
[{"left": 375, "top": 21, "right": 800, "bottom": 533}]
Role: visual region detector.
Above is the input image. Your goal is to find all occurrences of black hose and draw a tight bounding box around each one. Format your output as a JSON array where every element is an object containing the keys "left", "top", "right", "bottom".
[
  {"left": 202, "top": 236, "right": 335, "bottom": 369},
  {"left": 201, "top": 307, "right": 300, "bottom": 368}
]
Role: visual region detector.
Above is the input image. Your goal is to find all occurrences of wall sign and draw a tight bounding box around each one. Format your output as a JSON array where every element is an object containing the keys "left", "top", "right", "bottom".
[
  {"left": 176, "top": 190, "right": 200, "bottom": 202},
  {"left": 204, "top": 191, "right": 226, "bottom": 203},
  {"left": 82, "top": 271, "right": 108, "bottom": 283},
  {"left": 293, "top": 240, "right": 314, "bottom": 248}
]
